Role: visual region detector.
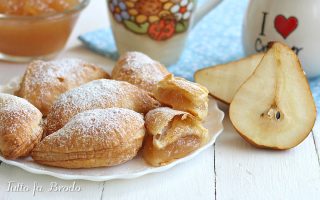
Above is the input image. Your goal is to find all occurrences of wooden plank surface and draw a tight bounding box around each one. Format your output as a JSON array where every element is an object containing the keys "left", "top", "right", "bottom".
[
  {"left": 0, "top": 164, "right": 103, "bottom": 200},
  {"left": 101, "top": 147, "right": 215, "bottom": 200},
  {"left": 0, "top": 141, "right": 215, "bottom": 200},
  {"left": 0, "top": 102, "right": 319, "bottom": 200},
  {"left": 312, "top": 118, "right": 320, "bottom": 168},
  {"left": 215, "top": 111, "right": 320, "bottom": 200}
]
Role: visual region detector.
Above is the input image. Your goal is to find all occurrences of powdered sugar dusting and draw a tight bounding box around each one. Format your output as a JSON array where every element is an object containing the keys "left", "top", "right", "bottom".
[
  {"left": 124, "top": 52, "right": 154, "bottom": 64},
  {"left": 17, "top": 58, "right": 108, "bottom": 115},
  {"left": 0, "top": 93, "right": 41, "bottom": 134},
  {"left": 120, "top": 51, "right": 168, "bottom": 80},
  {"left": 43, "top": 108, "right": 144, "bottom": 151},
  {"left": 52, "top": 79, "right": 130, "bottom": 115},
  {"left": 28, "top": 59, "right": 87, "bottom": 83},
  {"left": 21, "top": 59, "right": 95, "bottom": 98},
  {"left": 46, "top": 79, "right": 159, "bottom": 134},
  {"left": 112, "top": 52, "right": 169, "bottom": 92}
]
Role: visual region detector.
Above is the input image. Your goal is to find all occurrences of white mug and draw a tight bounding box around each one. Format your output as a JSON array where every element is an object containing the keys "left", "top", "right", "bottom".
[
  {"left": 243, "top": 0, "right": 320, "bottom": 77},
  {"left": 107, "top": 0, "right": 222, "bottom": 66}
]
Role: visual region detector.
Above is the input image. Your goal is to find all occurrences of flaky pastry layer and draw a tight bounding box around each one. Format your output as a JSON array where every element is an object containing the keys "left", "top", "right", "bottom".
[
  {"left": 154, "top": 74, "right": 209, "bottom": 120},
  {"left": 32, "top": 108, "right": 145, "bottom": 169},
  {"left": 16, "top": 59, "right": 109, "bottom": 116},
  {"left": 143, "top": 107, "right": 208, "bottom": 166}
]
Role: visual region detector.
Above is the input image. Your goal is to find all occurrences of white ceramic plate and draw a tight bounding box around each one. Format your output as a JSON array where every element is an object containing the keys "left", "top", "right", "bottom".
[{"left": 0, "top": 78, "right": 224, "bottom": 181}]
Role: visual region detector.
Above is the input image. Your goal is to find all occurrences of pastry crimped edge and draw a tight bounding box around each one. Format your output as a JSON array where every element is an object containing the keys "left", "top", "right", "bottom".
[
  {"left": 112, "top": 52, "right": 169, "bottom": 94},
  {"left": 142, "top": 107, "right": 209, "bottom": 166},
  {"left": 16, "top": 58, "right": 110, "bottom": 116},
  {"left": 0, "top": 93, "right": 43, "bottom": 159},
  {"left": 45, "top": 79, "right": 161, "bottom": 135},
  {"left": 32, "top": 108, "right": 145, "bottom": 169},
  {"left": 153, "top": 74, "right": 209, "bottom": 120}
]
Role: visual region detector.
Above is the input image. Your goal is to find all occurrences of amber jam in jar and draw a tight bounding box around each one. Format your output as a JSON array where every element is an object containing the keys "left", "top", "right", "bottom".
[{"left": 0, "top": 0, "right": 89, "bottom": 62}]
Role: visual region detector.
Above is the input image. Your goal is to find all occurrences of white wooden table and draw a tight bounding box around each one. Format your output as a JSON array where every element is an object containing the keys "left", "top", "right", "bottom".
[{"left": 0, "top": 1, "right": 319, "bottom": 199}]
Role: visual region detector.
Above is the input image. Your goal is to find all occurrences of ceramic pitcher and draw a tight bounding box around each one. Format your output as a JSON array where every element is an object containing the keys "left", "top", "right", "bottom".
[{"left": 243, "top": 0, "right": 320, "bottom": 77}]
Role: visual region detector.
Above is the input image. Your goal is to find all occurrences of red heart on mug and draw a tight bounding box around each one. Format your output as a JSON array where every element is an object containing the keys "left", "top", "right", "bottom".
[{"left": 274, "top": 15, "right": 298, "bottom": 39}]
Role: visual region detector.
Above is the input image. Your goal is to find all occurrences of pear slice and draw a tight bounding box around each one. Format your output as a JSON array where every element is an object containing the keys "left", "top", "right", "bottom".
[
  {"left": 194, "top": 53, "right": 264, "bottom": 104},
  {"left": 230, "top": 42, "right": 317, "bottom": 150}
]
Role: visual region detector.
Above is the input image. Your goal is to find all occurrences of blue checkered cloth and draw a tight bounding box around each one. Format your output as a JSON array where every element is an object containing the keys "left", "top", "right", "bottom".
[{"left": 79, "top": 0, "right": 320, "bottom": 116}]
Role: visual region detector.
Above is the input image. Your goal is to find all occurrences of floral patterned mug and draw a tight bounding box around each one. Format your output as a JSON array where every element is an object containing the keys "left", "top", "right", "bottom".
[{"left": 108, "top": 0, "right": 222, "bottom": 65}]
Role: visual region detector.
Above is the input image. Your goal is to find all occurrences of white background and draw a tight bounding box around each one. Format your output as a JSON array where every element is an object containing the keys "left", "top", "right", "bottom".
[{"left": 0, "top": 0, "right": 319, "bottom": 199}]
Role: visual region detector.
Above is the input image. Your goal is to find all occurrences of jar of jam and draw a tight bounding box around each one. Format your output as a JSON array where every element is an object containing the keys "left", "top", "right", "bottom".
[{"left": 0, "top": 0, "right": 89, "bottom": 62}]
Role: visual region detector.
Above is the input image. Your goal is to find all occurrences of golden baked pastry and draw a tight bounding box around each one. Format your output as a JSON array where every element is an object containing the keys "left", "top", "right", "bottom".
[
  {"left": 153, "top": 74, "right": 209, "bottom": 120},
  {"left": 32, "top": 108, "right": 145, "bottom": 169},
  {"left": 46, "top": 79, "right": 161, "bottom": 135},
  {"left": 142, "top": 107, "right": 208, "bottom": 166},
  {"left": 0, "top": 93, "right": 43, "bottom": 159},
  {"left": 112, "top": 52, "right": 169, "bottom": 94},
  {"left": 16, "top": 58, "right": 109, "bottom": 116}
]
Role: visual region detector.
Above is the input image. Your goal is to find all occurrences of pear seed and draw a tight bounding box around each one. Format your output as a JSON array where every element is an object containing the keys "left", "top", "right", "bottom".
[{"left": 275, "top": 111, "right": 281, "bottom": 120}]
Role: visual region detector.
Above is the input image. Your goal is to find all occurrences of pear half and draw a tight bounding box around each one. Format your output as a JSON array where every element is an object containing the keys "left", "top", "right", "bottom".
[
  {"left": 194, "top": 53, "right": 264, "bottom": 104},
  {"left": 230, "top": 42, "right": 317, "bottom": 150}
]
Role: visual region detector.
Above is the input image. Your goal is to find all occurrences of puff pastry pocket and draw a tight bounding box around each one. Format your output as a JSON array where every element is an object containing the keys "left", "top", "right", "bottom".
[
  {"left": 16, "top": 59, "right": 110, "bottom": 116},
  {"left": 154, "top": 74, "right": 209, "bottom": 120},
  {"left": 0, "top": 93, "right": 43, "bottom": 159},
  {"left": 142, "top": 107, "right": 208, "bottom": 167},
  {"left": 32, "top": 108, "right": 145, "bottom": 169},
  {"left": 112, "top": 52, "right": 169, "bottom": 94},
  {"left": 46, "top": 79, "right": 160, "bottom": 135}
]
